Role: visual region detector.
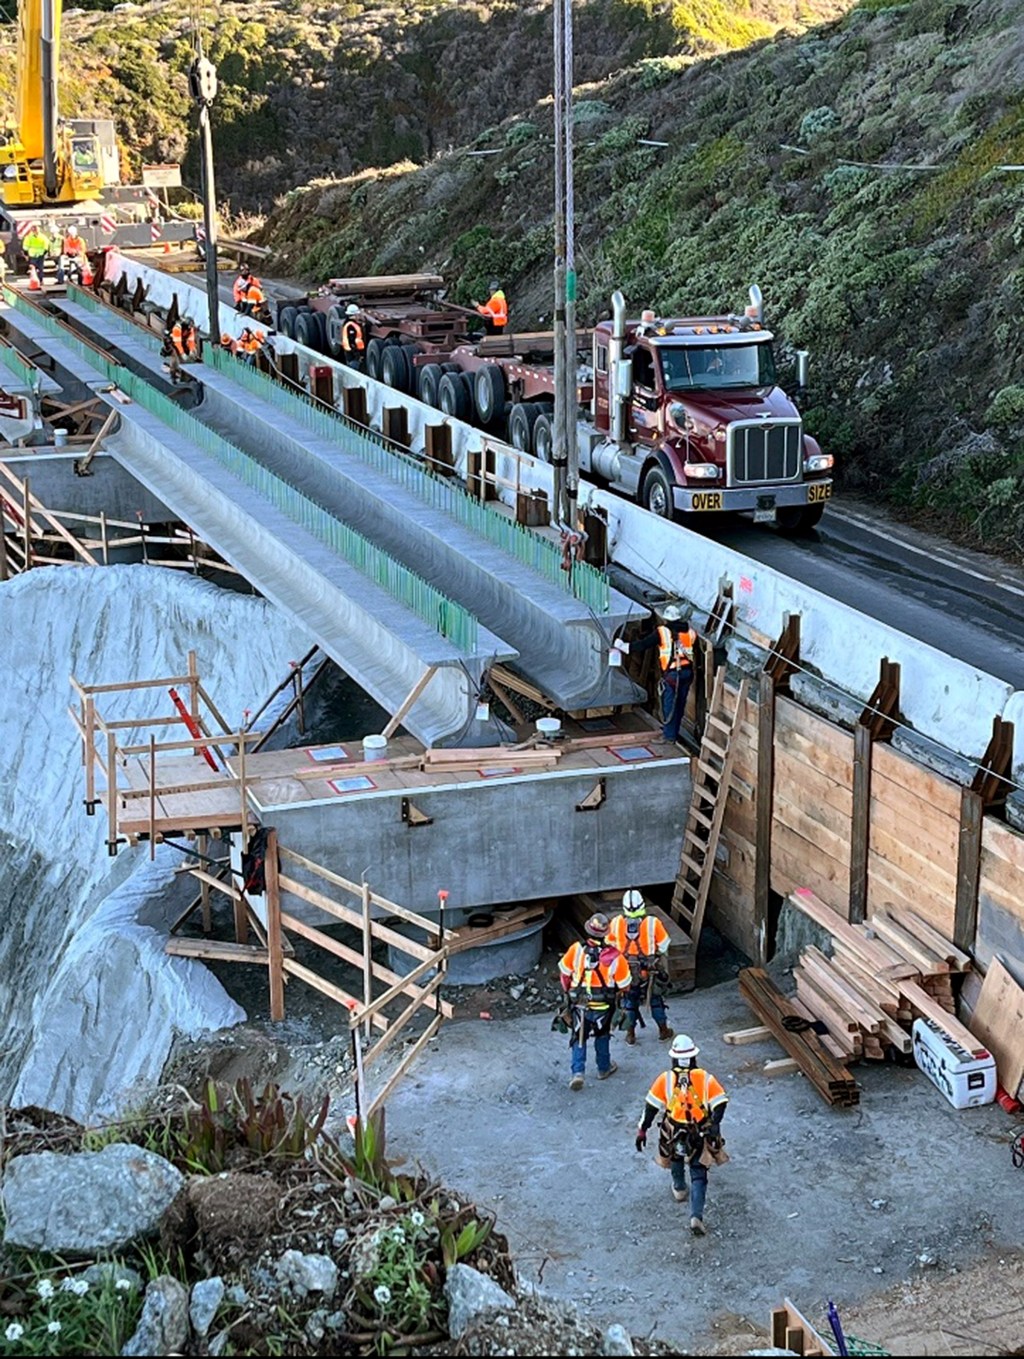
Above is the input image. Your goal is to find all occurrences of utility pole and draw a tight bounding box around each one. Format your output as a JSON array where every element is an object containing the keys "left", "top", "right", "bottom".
[
  {"left": 551, "top": 0, "right": 567, "bottom": 526},
  {"left": 188, "top": 40, "right": 220, "bottom": 344}
]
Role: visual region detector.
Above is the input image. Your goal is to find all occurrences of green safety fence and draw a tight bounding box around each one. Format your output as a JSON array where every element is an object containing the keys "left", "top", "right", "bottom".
[
  {"left": 0, "top": 338, "right": 42, "bottom": 388},
  {"left": 3, "top": 285, "right": 121, "bottom": 382},
  {"left": 5, "top": 286, "right": 478, "bottom": 653},
  {"left": 206, "top": 345, "right": 611, "bottom": 616}
]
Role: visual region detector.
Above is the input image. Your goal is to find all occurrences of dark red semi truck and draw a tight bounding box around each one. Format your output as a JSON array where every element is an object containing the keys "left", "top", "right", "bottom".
[{"left": 283, "top": 278, "right": 833, "bottom": 531}]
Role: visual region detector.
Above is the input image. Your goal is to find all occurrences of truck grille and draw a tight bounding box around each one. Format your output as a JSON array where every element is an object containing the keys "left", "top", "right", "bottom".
[{"left": 728, "top": 420, "right": 802, "bottom": 485}]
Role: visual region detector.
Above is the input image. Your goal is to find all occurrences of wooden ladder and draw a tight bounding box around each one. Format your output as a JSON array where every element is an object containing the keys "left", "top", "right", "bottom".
[{"left": 671, "top": 668, "right": 748, "bottom": 984}]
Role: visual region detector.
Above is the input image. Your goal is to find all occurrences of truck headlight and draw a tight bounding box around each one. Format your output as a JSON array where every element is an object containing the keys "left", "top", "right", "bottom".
[
  {"left": 683, "top": 463, "right": 720, "bottom": 480},
  {"left": 804, "top": 453, "right": 834, "bottom": 473}
]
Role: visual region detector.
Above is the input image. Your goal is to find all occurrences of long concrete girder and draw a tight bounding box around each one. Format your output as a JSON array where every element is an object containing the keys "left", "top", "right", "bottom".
[{"left": 54, "top": 298, "right": 647, "bottom": 712}]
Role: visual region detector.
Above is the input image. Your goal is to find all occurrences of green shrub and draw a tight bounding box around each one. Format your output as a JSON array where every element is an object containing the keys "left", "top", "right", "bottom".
[
  {"left": 505, "top": 121, "right": 538, "bottom": 147},
  {"left": 986, "top": 386, "right": 1024, "bottom": 428},
  {"left": 799, "top": 106, "right": 841, "bottom": 142}
]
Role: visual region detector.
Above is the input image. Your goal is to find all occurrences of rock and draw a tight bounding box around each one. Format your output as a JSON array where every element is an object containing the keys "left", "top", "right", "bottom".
[
  {"left": 332, "top": 1226, "right": 349, "bottom": 1250},
  {"left": 84, "top": 1262, "right": 142, "bottom": 1293},
  {"left": 602, "top": 1323, "right": 635, "bottom": 1355},
  {"left": 189, "top": 1277, "right": 225, "bottom": 1337},
  {"left": 918, "top": 1249, "right": 938, "bottom": 1268},
  {"left": 2, "top": 1145, "right": 183, "bottom": 1255},
  {"left": 445, "top": 1262, "right": 517, "bottom": 1339},
  {"left": 870, "top": 1198, "right": 888, "bottom": 1210},
  {"left": 509, "top": 985, "right": 525, "bottom": 1000},
  {"left": 275, "top": 1250, "right": 338, "bottom": 1299},
  {"left": 225, "top": 1284, "right": 248, "bottom": 1306},
  {"left": 121, "top": 1275, "right": 189, "bottom": 1357},
  {"left": 208, "top": 1333, "right": 228, "bottom": 1358},
  {"left": 379, "top": 1195, "right": 398, "bottom": 1211}
]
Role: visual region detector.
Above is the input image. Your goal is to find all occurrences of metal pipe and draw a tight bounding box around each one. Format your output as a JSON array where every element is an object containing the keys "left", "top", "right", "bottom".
[
  {"left": 610, "top": 289, "right": 627, "bottom": 443},
  {"left": 747, "top": 283, "right": 763, "bottom": 323},
  {"left": 41, "top": 0, "right": 58, "bottom": 199},
  {"left": 562, "top": 0, "right": 578, "bottom": 531}
]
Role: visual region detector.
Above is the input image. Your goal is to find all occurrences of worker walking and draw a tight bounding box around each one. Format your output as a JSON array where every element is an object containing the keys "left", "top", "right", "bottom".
[
  {"left": 341, "top": 303, "right": 365, "bottom": 366},
  {"left": 473, "top": 279, "right": 508, "bottom": 333},
  {"left": 627, "top": 602, "right": 697, "bottom": 744},
  {"left": 23, "top": 223, "right": 48, "bottom": 280},
  {"left": 61, "top": 223, "right": 88, "bottom": 285},
  {"left": 635, "top": 1034, "right": 728, "bottom": 1236},
  {"left": 606, "top": 889, "right": 674, "bottom": 1045},
  {"left": 556, "top": 912, "right": 632, "bottom": 1091}
]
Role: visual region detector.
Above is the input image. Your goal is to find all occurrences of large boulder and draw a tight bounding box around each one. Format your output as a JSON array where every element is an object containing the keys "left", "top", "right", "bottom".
[
  {"left": 1, "top": 1143, "right": 183, "bottom": 1254},
  {"left": 121, "top": 1275, "right": 189, "bottom": 1357},
  {"left": 444, "top": 1263, "right": 517, "bottom": 1340}
]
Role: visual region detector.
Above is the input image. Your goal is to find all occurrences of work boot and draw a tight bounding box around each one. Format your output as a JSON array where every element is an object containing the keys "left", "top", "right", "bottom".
[
  {"left": 672, "top": 1186, "right": 689, "bottom": 1203},
  {"left": 658, "top": 1024, "right": 675, "bottom": 1042},
  {"left": 625, "top": 1027, "right": 636, "bottom": 1046},
  {"left": 569, "top": 1074, "right": 584, "bottom": 1092},
  {"left": 597, "top": 1062, "right": 618, "bottom": 1080},
  {"left": 690, "top": 1216, "right": 706, "bottom": 1236}
]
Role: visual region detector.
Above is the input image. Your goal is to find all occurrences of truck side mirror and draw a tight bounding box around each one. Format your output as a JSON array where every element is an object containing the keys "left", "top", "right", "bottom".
[
  {"left": 616, "top": 358, "right": 633, "bottom": 397},
  {"left": 796, "top": 350, "right": 809, "bottom": 394}
]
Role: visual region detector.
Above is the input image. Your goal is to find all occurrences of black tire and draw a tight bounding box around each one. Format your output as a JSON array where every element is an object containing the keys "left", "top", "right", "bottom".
[
  {"left": 294, "top": 310, "right": 319, "bottom": 350},
  {"left": 310, "top": 310, "right": 329, "bottom": 352},
  {"left": 441, "top": 361, "right": 461, "bottom": 375},
  {"left": 326, "top": 304, "right": 345, "bottom": 359},
  {"left": 777, "top": 503, "right": 825, "bottom": 534},
  {"left": 532, "top": 408, "right": 554, "bottom": 462},
  {"left": 438, "top": 371, "right": 473, "bottom": 421},
  {"left": 381, "top": 342, "right": 411, "bottom": 393},
  {"left": 365, "top": 338, "right": 385, "bottom": 381},
  {"left": 509, "top": 402, "right": 541, "bottom": 453},
  {"left": 277, "top": 306, "right": 297, "bottom": 339},
  {"left": 641, "top": 465, "right": 677, "bottom": 520},
  {"left": 474, "top": 363, "right": 506, "bottom": 427},
  {"left": 418, "top": 362, "right": 444, "bottom": 407},
  {"left": 401, "top": 343, "right": 422, "bottom": 395}
]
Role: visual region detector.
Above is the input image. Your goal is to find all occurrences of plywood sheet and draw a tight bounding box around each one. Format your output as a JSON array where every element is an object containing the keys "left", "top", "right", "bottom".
[{"left": 970, "top": 956, "right": 1024, "bottom": 1096}]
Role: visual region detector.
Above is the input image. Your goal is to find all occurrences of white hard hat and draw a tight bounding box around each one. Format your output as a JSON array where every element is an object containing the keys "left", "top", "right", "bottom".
[
  {"left": 622, "top": 889, "right": 645, "bottom": 916},
  {"left": 660, "top": 602, "right": 690, "bottom": 624},
  {"left": 670, "top": 1034, "right": 699, "bottom": 1063},
  {"left": 345, "top": 303, "right": 360, "bottom": 316}
]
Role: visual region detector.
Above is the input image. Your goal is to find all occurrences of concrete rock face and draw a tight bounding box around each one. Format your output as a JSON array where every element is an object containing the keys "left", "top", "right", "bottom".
[
  {"left": 2, "top": 1144, "right": 183, "bottom": 1253},
  {"left": 274, "top": 1250, "right": 339, "bottom": 1299},
  {"left": 121, "top": 1275, "right": 189, "bottom": 1357},
  {"left": 444, "top": 1262, "right": 517, "bottom": 1339}
]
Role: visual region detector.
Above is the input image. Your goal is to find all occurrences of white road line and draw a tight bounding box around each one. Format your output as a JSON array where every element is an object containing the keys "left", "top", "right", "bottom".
[{"left": 826, "top": 507, "right": 1024, "bottom": 600}]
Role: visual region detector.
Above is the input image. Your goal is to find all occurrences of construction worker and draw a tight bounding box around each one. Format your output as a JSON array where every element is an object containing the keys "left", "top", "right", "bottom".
[
  {"left": 473, "top": 279, "right": 507, "bottom": 333},
  {"left": 635, "top": 1034, "right": 728, "bottom": 1236},
  {"left": 180, "top": 317, "right": 199, "bottom": 360},
  {"left": 61, "top": 223, "right": 88, "bottom": 284},
  {"left": 161, "top": 328, "right": 185, "bottom": 384},
  {"left": 241, "top": 278, "right": 266, "bottom": 320},
  {"left": 635, "top": 308, "right": 658, "bottom": 338},
  {"left": 23, "top": 223, "right": 48, "bottom": 280},
  {"left": 606, "top": 889, "right": 674, "bottom": 1045},
  {"left": 341, "top": 303, "right": 365, "bottom": 365},
  {"left": 233, "top": 263, "right": 259, "bottom": 309},
  {"left": 626, "top": 602, "right": 696, "bottom": 744},
  {"left": 219, "top": 331, "right": 237, "bottom": 356},
  {"left": 169, "top": 318, "right": 186, "bottom": 358},
  {"left": 238, "top": 327, "right": 260, "bottom": 367},
  {"left": 556, "top": 912, "right": 631, "bottom": 1091}
]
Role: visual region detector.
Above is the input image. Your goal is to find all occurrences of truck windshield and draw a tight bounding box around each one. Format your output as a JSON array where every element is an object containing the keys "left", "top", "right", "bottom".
[{"left": 659, "top": 342, "right": 776, "bottom": 391}]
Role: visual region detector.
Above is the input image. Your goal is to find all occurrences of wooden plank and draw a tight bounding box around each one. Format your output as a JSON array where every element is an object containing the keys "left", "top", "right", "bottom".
[
  {"left": 764, "top": 1057, "right": 800, "bottom": 1076},
  {"left": 801, "top": 946, "right": 886, "bottom": 1031},
  {"left": 869, "top": 790, "right": 959, "bottom": 863},
  {"left": 969, "top": 956, "right": 1024, "bottom": 1096},
  {"left": 872, "top": 743, "right": 962, "bottom": 818},
  {"left": 282, "top": 956, "right": 382, "bottom": 1023},
  {"left": 754, "top": 672, "right": 775, "bottom": 964},
  {"left": 899, "top": 980, "right": 987, "bottom": 1056},
  {"left": 954, "top": 788, "right": 983, "bottom": 952},
  {"left": 775, "top": 697, "right": 854, "bottom": 760},
  {"left": 982, "top": 817, "right": 1024, "bottom": 873},
  {"left": 265, "top": 828, "right": 285, "bottom": 1022},
  {"left": 365, "top": 1013, "right": 442, "bottom": 1118},
  {"left": 787, "top": 889, "right": 916, "bottom": 976},
  {"left": 866, "top": 856, "right": 955, "bottom": 940},
  {"left": 278, "top": 846, "right": 450, "bottom": 937},
  {"left": 868, "top": 910, "right": 948, "bottom": 974},
  {"left": 850, "top": 724, "right": 871, "bottom": 924},
  {"left": 724, "top": 1025, "right": 772, "bottom": 1045},
  {"left": 363, "top": 970, "right": 445, "bottom": 1066},
  {"left": 165, "top": 937, "right": 268, "bottom": 964},
  {"left": 277, "top": 873, "right": 436, "bottom": 962},
  {"left": 772, "top": 793, "right": 852, "bottom": 865}
]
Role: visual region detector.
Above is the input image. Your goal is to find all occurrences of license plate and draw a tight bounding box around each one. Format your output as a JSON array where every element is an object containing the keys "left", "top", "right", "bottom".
[
  {"left": 754, "top": 493, "right": 776, "bottom": 523},
  {"left": 808, "top": 482, "right": 832, "bottom": 503}
]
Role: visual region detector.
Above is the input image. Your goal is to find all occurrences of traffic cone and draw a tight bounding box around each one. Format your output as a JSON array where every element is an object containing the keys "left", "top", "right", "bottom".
[
  {"left": 162, "top": 241, "right": 171, "bottom": 254},
  {"left": 27, "top": 263, "right": 40, "bottom": 291},
  {"left": 81, "top": 259, "right": 94, "bottom": 286}
]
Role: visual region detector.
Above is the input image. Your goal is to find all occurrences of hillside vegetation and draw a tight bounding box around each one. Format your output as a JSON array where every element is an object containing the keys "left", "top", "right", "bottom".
[{"left": 261, "top": 0, "right": 1024, "bottom": 557}]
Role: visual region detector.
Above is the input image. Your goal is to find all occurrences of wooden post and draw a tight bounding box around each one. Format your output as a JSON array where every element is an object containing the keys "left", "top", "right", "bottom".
[
  {"left": 310, "top": 366, "right": 333, "bottom": 405},
  {"left": 198, "top": 833, "right": 212, "bottom": 933},
  {"left": 106, "top": 728, "right": 118, "bottom": 853},
  {"left": 84, "top": 695, "right": 96, "bottom": 811},
  {"left": 361, "top": 880, "right": 373, "bottom": 1042},
  {"left": 753, "top": 672, "right": 776, "bottom": 963},
  {"left": 292, "top": 660, "right": 306, "bottom": 735},
  {"left": 148, "top": 734, "right": 157, "bottom": 860},
  {"left": 343, "top": 386, "right": 368, "bottom": 425},
  {"left": 424, "top": 423, "right": 453, "bottom": 477},
  {"left": 265, "top": 827, "right": 285, "bottom": 1021},
  {"left": 382, "top": 406, "right": 409, "bottom": 446},
  {"left": 467, "top": 448, "right": 483, "bottom": 501},
  {"left": 22, "top": 476, "right": 31, "bottom": 569},
  {"left": 954, "top": 787, "right": 983, "bottom": 952},
  {"left": 382, "top": 665, "right": 438, "bottom": 740},
  {"left": 99, "top": 509, "right": 109, "bottom": 565},
  {"left": 849, "top": 723, "right": 872, "bottom": 924},
  {"left": 188, "top": 650, "right": 200, "bottom": 726}
]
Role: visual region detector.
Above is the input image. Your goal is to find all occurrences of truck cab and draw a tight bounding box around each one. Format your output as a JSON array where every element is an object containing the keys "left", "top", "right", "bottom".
[{"left": 586, "top": 293, "right": 833, "bottom": 532}]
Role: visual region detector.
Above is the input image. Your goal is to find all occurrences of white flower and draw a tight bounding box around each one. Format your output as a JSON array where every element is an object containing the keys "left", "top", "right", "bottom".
[
  {"left": 4, "top": 1324, "right": 24, "bottom": 1342},
  {"left": 47, "top": 1321, "right": 62, "bottom": 1335},
  {"left": 373, "top": 1284, "right": 392, "bottom": 1307},
  {"left": 36, "top": 1278, "right": 55, "bottom": 1300},
  {"left": 67, "top": 1278, "right": 89, "bottom": 1296},
  {"left": 409, "top": 1211, "right": 425, "bottom": 1228},
  {"left": 390, "top": 1225, "right": 406, "bottom": 1242},
  {"left": 115, "top": 1278, "right": 133, "bottom": 1292}
]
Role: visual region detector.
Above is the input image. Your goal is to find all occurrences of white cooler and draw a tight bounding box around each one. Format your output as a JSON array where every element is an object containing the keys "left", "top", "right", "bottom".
[{"left": 913, "top": 1017, "right": 996, "bottom": 1109}]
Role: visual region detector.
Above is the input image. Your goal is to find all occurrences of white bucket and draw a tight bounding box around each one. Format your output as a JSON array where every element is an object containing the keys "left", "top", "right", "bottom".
[
  {"left": 53, "top": 428, "right": 68, "bottom": 447},
  {"left": 362, "top": 734, "right": 388, "bottom": 762},
  {"left": 536, "top": 717, "right": 561, "bottom": 738}
]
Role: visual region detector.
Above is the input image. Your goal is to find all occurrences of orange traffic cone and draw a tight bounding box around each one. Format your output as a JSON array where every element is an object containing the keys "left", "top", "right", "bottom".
[
  {"left": 27, "top": 263, "right": 40, "bottom": 291},
  {"left": 81, "top": 260, "right": 94, "bottom": 286},
  {"left": 162, "top": 241, "right": 171, "bottom": 254}
]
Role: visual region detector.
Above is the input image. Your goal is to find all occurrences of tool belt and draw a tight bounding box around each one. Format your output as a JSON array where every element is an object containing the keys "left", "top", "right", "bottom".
[
  {"left": 625, "top": 954, "right": 669, "bottom": 994},
  {"left": 655, "top": 1116, "right": 728, "bottom": 1169}
]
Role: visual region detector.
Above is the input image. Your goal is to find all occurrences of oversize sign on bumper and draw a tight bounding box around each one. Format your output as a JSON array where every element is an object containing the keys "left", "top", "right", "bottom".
[{"left": 674, "top": 479, "right": 833, "bottom": 513}]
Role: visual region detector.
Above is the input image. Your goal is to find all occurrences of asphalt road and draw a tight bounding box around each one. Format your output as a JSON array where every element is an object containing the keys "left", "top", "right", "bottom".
[{"left": 706, "top": 501, "right": 1024, "bottom": 690}]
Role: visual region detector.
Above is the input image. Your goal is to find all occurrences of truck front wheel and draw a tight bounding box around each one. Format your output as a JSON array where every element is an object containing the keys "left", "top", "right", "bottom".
[
  {"left": 641, "top": 466, "right": 677, "bottom": 521},
  {"left": 777, "top": 503, "right": 825, "bottom": 534}
]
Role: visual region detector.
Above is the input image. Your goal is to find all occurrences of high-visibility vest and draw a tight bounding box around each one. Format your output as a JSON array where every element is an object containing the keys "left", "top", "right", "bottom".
[
  {"left": 64, "top": 234, "right": 86, "bottom": 258},
  {"left": 658, "top": 625, "right": 694, "bottom": 672},
  {"left": 478, "top": 289, "right": 507, "bottom": 327},
  {"left": 24, "top": 232, "right": 48, "bottom": 256},
  {"left": 245, "top": 282, "right": 265, "bottom": 306},
  {"left": 606, "top": 914, "right": 669, "bottom": 963},
  {"left": 170, "top": 322, "right": 185, "bottom": 357},
  {"left": 183, "top": 327, "right": 198, "bottom": 356},
  {"left": 559, "top": 941, "right": 630, "bottom": 1011},
  {"left": 646, "top": 1067, "right": 727, "bottom": 1125},
  {"left": 240, "top": 333, "right": 259, "bottom": 354},
  {"left": 341, "top": 319, "right": 365, "bottom": 352},
  {"left": 233, "top": 274, "right": 256, "bottom": 303}
]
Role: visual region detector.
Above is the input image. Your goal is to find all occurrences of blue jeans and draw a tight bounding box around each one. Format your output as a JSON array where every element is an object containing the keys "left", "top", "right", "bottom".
[
  {"left": 570, "top": 1012, "right": 612, "bottom": 1075},
  {"left": 670, "top": 1154, "right": 708, "bottom": 1220},
  {"left": 622, "top": 981, "right": 667, "bottom": 1028},
  {"left": 660, "top": 668, "right": 693, "bottom": 743}
]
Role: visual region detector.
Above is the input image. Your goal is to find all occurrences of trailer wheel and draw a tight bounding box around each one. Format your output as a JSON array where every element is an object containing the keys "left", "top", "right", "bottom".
[
  {"left": 381, "top": 343, "right": 412, "bottom": 393},
  {"left": 441, "top": 362, "right": 461, "bottom": 375},
  {"left": 277, "top": 306, "right": 297, "bottom": 339},
  {"left": 311, "top": 310, "right": 329, "bottom": 352},
  {"left": 438, "top": 371, "right": 473, "bottom": 422},
  {"left": 776, "top": 503, "right": 825, "bottom": 534},
  {"left": 365, "top": 338, "right": 385, "bottom": 381},
  {"left": 326, "top": 305, "right": 345, "bottom": 359},
  {"left": 401, "top": 343, "right": 422, "bottom": 395},
  {"left": 294, "top": 310, "right": 320, "bottom": 350},
  {"left": 532, "top": 409, "right": 554, "bottom": 463},
  {"left": 641, "top": 465, "right": 676, "bottom": 521},
  {"left": 509, "top": 402, "right": 541, "bottom": 453},
  {"left": 474, "top": 363, "right": 506, "bottom": 427},
  {"left": 419, "top": 363, "right": 444, "bottom": 407}
]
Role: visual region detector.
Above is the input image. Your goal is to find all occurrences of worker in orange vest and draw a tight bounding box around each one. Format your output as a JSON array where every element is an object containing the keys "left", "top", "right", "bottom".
[
  {"left": 238, "top": 327, "right": 262, "bottom": 366},
  {"left": 169, "top": 319, "right": 186, "bottom": 358},
  {"left": 220, "top": 331, "right": 237, "bottom": 356},
  {"left": 606, "top": 890, "right": 674, "bottom": 1044},
  {"left": 180, "top": 317, "right": 199, "bottom": 359},
  {"left": 473, "top": 279, "right": 508, "bottom": 333},
  {"left": 635, "top": 1034, "right": 728, "bottom": 1236},
  {"left": 233, "top": 263, "right": 259, "bottom": 308},
  {"left": 341, "top": 303, "right": 365, "bottom": 364},
  {"left": 62, "top": 223, "right": 88, "bottom": 282},
  {"left": 625, "top": 602, "right": 697, "bottom": 744},
  {"left": 556, "top": 912, "right": 631, "bottom": 1091}
]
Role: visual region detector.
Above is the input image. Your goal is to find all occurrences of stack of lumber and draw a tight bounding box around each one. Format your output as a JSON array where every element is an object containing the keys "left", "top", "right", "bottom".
[
  {"left": 738, "top": 967, "right": 860, "bottom": 1106},
  {"left": 422, "top": 745, "right": 562, "bottom": 775},
  {"left": 770, "top": 1299, "right": 835, "bottom": 1356},
  {"left": 788, "top": 888, "right": 975, "bottom": 1060}
]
